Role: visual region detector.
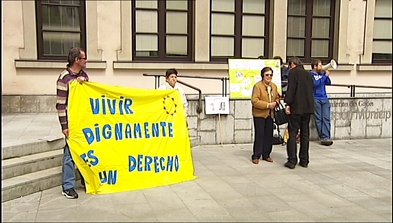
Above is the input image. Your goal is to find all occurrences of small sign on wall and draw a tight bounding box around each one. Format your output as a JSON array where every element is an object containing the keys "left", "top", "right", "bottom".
[{"left": 205, "top": 96, "right": 229, "bottom": 115}]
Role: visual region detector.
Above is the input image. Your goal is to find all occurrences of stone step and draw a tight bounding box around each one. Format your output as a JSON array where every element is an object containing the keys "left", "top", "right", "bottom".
[
  {"left": 2, "top": 136, "right": 65, "bottom": 160},
  {"left": 2, "top": 136, "right": 199, "bottom": 202},
  {"left": 2, "top": 136, "right": 197, "bottom": 160},
  {"left": 190, "top": 136, "right": 200, "bottom": 147},
  {"left": 1, "top": 166, "right": 84, "bottom": 203},
  {"left": 2, "top": 166, "right": 62, "bottom": 202},
  {"left": 2, "top": 149, "right": 63, "bottom": 180}
]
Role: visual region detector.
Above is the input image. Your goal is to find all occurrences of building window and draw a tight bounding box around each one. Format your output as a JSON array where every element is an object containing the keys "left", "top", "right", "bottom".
[
  {"left": 35, "top": 0, "right": 86, "bottom": 60},
  {"left": 210, "top": 0, "right": 270, "bottom": 61},
  {"left": 287, "top": 0, "right": 335, "bottom": 63},
  {"left": 372, "top": 0, "right": 392, "bottom": 63},
  {"left": 132, "top": 0, "right": 193, "bottom": 61}
]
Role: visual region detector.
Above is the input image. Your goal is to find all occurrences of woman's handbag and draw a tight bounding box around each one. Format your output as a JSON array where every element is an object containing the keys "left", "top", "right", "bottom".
[
  {"left": 272, "top": 122, "right": 284, "bottom": 145},
  {"left": 274, "top": 101, "right": 288, "bottom": 125}
]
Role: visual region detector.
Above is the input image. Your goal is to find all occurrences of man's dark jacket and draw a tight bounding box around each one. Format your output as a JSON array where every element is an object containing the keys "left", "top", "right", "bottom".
[{"left": 284, "top": 66, "right": 314, "bottom": 114}]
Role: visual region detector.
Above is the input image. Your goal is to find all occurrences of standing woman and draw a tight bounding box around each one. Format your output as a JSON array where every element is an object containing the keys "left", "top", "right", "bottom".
[{"left": 251, "top": 67, "right": 280, "bottom": 164}]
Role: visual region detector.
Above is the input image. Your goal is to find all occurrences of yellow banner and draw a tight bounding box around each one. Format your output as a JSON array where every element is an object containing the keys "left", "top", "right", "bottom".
[
  {"left": 228, "top": 59, "right": 282, "bottom": 98},
  {"left": 67, "top": 81, "right": 197, "bottom": 194}
]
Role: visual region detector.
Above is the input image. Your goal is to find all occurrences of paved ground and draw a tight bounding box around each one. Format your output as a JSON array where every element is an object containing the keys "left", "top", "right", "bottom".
[
  {"left": 1, "top": 113, "right": 392, "bottom": 222},
  {"left": 2, "top": 113, "right": 63, "bottom": 147}
]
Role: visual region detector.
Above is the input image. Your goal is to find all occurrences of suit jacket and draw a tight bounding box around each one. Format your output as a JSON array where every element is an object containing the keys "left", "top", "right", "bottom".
[
  {"left": 284, "top": 66, "right": 314, "bottom": 114},
  {"left": 251, "top": 81, "right": 280, "bottom": 118}
]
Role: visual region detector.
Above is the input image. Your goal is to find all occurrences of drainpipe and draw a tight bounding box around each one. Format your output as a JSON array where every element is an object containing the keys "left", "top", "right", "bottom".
[{"left": 358, "top": 0, "right": 368, "bottom": 65}]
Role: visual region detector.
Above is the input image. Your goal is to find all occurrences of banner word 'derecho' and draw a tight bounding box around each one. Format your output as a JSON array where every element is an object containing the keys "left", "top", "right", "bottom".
[{"left": 68, "top": 81, "right": 196, "bottom": 194}]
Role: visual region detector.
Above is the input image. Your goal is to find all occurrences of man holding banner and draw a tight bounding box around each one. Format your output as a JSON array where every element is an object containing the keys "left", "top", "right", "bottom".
[
  {"left": 56, "top": 47, "right": 89, "bottom": 199},
  {"left": 66, "top": 69, "right": 196, "bottom": 195}
]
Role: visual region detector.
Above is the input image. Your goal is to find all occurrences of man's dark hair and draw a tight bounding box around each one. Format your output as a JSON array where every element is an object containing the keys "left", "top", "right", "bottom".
[
  {"left": 287, "top": 57, "right": 303, "bottom": 67},
  {"left": 67, "top": 47, "right": 83, "bottom": 68},
  {"left": 257, "top": 55, "right": 266, "bottom": 59},
  {"left": 273, "top": 56, "right": 284, "bottom": 65},
  {"left": 311, "top": 59, "right": 322, "bottom": 70},
  {"left": 165, "top": 68, "right": 178, "bottom": 78}
]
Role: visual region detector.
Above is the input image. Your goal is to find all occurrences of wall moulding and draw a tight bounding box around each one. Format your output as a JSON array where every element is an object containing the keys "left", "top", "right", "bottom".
[
  {"left": 113, "top": 62, "right": 228, "bottom": 70},
  {"left": 14, "top": 60, "right": 107, "bottom": 69},
  {"left": 356, "top": 64, "right": 393, "bottom": 71}
]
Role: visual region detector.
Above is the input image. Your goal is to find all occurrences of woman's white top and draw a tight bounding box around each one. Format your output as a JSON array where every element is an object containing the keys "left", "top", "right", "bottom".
[{"left": 158, "top": 82, "right": 188, "bottom": 116}]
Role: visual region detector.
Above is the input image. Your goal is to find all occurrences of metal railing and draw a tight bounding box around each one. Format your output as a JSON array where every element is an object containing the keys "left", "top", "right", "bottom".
[
  {"left": 143, "top": 74, "right": 392, "bottom": 112},
  {"left": 329, "top": 84, "right": 392, "bottom": 97},
  {"left": 177, "top": 80, "right": 203, "bottom": 113},
  {"left": 176, "top": 76, "right": 230, "bottom": 97},
  {"left": 143, "top": 73, "right": 205, "bottom": 113}
]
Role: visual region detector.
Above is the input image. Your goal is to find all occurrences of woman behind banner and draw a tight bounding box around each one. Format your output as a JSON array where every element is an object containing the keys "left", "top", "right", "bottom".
[
  {"left": 251, "top": 67, "right": 280, "bottom": 164},
  {"left": 158, "top": 68, "right": 188, "bottom": 116}
]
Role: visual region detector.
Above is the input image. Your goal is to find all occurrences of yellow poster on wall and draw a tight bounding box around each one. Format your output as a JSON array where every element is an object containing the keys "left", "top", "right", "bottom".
[
  {"left": 67, "top": 81, "right": 196, "bottom": 195},
  {"left": 228, "top": 59, "right": 282, "bottom": 98}
]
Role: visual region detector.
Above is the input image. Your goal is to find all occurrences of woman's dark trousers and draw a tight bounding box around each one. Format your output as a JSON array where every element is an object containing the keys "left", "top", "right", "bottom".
[{"left": 252, "top": 116, "right": 273, "bottom": 160}]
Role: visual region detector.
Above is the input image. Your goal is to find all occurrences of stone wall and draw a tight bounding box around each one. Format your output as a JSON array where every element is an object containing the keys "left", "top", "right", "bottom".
[
  {"left": 186, "top": 95, "right": 392, "bottom": 145},
  {"left": 2, "top": 94, "right": 392, "bottom": 144},
  {"left": 2, "top": 95, "right": 57, "bottom": 113}
]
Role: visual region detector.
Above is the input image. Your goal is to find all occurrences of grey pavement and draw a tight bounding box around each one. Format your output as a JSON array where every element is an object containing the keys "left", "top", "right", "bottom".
[
  {"left": 1, "top": 113, "right": 392, "bottom": 222},
  {"left": 2, "top": 113, "right": 63, "bottom": 147}
]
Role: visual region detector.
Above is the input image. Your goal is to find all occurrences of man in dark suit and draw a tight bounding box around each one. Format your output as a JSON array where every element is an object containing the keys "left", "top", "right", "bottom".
[{"left": 284, "top": 57, "right": 315, "bottom": 169}]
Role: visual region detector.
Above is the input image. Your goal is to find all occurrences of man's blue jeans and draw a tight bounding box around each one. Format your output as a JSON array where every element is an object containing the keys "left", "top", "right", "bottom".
[
  {"left": 314, "top": 98, "right": 331, "bottom": 140},
  {"left": 62, "top": 142, "right": 76, "bottom": 191}
]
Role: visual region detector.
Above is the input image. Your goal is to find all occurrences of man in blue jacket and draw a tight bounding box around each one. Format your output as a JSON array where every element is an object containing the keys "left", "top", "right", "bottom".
[{"left": 311, "top": 59, "right": 333, "bottom": 146}]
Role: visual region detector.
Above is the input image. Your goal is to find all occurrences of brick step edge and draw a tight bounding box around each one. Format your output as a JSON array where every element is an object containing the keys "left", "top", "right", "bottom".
[
  {"left": 190, "top": 137, "right": 200, "bottom": 148},
  {"left": 1, "top": 167, "right": 62, "bottom": 202},
  {"left": 2, "top": 138, "right": 65, "bottom": 160},
  {"left": 2, "top": 149, "right": 63, "bottom": 180}
]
